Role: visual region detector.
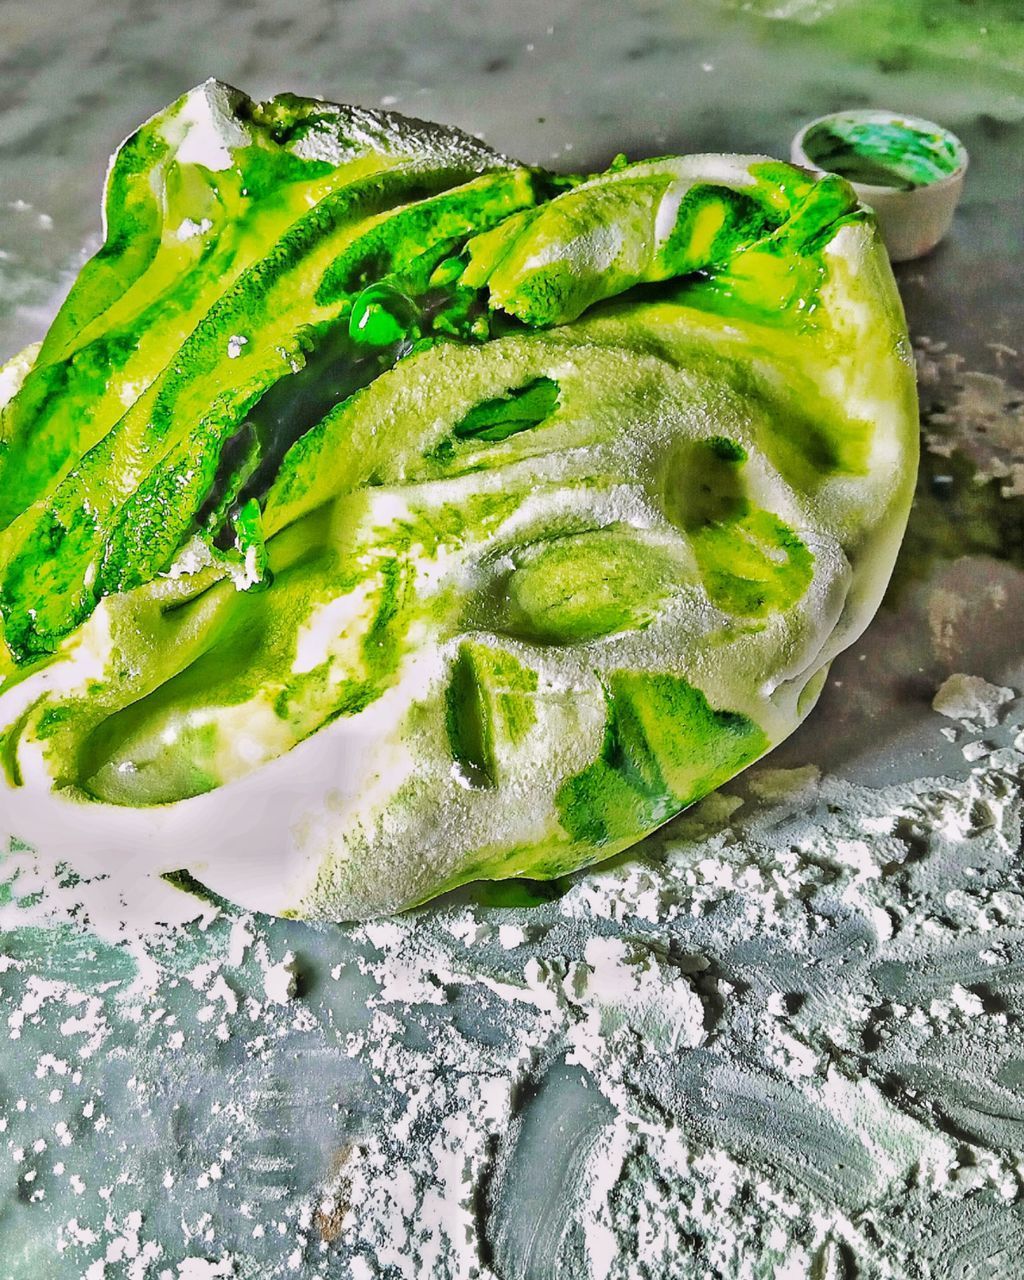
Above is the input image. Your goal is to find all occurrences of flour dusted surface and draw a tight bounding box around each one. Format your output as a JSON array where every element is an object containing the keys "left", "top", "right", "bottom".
[{"left": 2, "top": 674, "right": 1024, "bottom": 1278}]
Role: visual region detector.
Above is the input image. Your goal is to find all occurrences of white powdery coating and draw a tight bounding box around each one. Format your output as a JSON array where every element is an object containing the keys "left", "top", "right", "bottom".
[
  {"left": 169, "top": 81, "right": 249, "bottom": 173},
  {"left": 569, "top": 935, "right": 705, "bottom": 1054},
  {"left": 174, "top": 218, "right": 213, "bottom": 242}
]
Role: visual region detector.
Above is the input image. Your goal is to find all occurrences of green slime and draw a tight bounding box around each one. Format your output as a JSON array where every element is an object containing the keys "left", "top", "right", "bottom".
[{"left": 0, "top": 81, "right": 917, "bottom": 918}]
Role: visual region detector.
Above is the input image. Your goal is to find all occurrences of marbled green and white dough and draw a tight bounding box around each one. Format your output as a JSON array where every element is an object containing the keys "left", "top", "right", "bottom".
[{"left": 0, "top": 82, "right": 917, "bottom": 919}]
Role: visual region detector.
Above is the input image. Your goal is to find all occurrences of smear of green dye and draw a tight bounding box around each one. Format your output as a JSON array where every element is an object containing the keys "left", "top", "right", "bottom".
[
  {"left": 453, "top": 376, "right": 560, "bottom": 442},
  {"left": 556, "top": 671, "right": 768, "bottom": 846},
  {"left": 505, "top": 527, "right": 683, "bottom": 643}
]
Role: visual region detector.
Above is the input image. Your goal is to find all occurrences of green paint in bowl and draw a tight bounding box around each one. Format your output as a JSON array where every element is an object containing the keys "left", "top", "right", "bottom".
[
  {"left": 791, "top": 109, "right": 968, "bottom": 261},
  {"left": 799, "top": 113, "right": 964, "bottom": 191}
]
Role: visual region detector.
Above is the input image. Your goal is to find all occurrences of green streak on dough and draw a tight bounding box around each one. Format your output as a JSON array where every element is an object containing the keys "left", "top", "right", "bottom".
[
  {"left": 557, "top": 672, "right": 768, "bottom": 847},
  {"left": 692, "top": 511, "right": 814, "bottom": 619},
  {"left": 0, "top": 166, "right": 538, "bottom": 664},
  {"left": 452, "top": 376, "right": 560, "bottom": 443},
  {"left": 0, "top": 86, "right": 373, "bottom": 531},
  {"left": 660, "top": 184, "right": 776, "bottom": 274},
  {"left": 665, "top": 437, "right": 814, "bottom": 618},
  {"left": 445, "top": 641, "right": 539, "bottom": 788}
]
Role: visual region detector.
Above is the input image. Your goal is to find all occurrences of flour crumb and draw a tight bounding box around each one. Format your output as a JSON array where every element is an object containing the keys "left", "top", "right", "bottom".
[
  {"left": 262, "top": 953, "right": 298, "bottom": 1006},
  {"left": 933, "top": 673, "right": 1014, "bottom": 727}
]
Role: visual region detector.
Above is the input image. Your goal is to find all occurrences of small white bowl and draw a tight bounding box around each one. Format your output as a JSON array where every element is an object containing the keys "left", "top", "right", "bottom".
[{"left": 791, "top": 109, "right": 968, "bottom": 262}]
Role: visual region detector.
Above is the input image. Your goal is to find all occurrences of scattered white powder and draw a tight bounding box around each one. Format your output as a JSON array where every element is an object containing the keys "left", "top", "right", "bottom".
[
  {"left": 172, "top": 1258, "right": 235, "bottom": 1279},
  {"left": 1, "top": 693, "right": 1022, "bottom": 1277},
  {"left": 226, "top": 918, "right": 254, "bottom": 968},
  {"left": 916, "top": 338, "right": 1024, "bottom": 499},
  {"left": 568, "top": 934, "right": 705, "bottom": 1053}
]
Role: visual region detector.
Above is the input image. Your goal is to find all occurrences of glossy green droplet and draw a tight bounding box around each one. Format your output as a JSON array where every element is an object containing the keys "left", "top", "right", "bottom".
[{"left": 348, "top": 282, "right": 420, "bottom": 348}]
